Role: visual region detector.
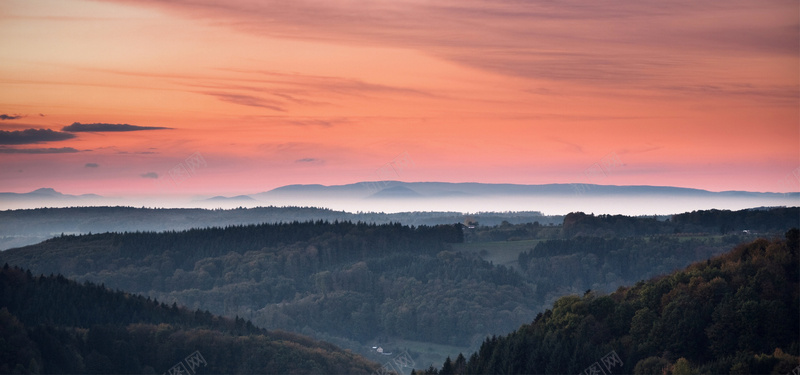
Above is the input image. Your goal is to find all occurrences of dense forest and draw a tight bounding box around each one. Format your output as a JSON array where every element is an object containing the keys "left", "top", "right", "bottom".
[
  {"left": 0, "top": 264, "right": 381, "bottom": 374},
  {"left": 0, "top": 206, "right": 559, "bottom": 250},
  {"left": 1, "top": 207, "right": 797, "bottom": 369},
  {"left": 516, "top": 235, "right": 750, "bottom": 304},
  {"left": 467, "top": 207, "right": 798, "bottom": 241},
  {"left": 415, "top": 230, "right": 800, "bottom": 374},
  {"left": 2, "top": 222, "right": 540, "bottom": 347},
  {"left": 1, "top": 208, "right": 797, "bottom": 354}
]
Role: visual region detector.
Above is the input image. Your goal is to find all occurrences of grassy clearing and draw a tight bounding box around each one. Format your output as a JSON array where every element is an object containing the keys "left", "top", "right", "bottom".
[
  {"left": 366, "top": 338, "right": 472, "bottom": 374},
  {"left": 451, "top": 239, "right": 540, "bottom": 271}
]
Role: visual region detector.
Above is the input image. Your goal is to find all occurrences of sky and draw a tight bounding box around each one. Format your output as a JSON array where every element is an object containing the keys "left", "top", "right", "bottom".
[{"left": 1, "top": 0, "right": 799, "bottom": 201}]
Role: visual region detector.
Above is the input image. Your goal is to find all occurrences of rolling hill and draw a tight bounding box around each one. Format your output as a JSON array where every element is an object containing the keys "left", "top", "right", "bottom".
[
  {"left": 415, "top": 230, "right": 800, "bottom": 375},
  {"left": 0, "top": 264, "right": 381, "bottom": 374}
]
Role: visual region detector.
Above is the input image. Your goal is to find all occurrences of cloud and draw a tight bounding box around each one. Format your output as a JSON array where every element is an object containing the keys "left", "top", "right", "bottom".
[
  {"left": 549, "top": 137, "right": 584, "bottom": 154},
  {"left": 85, "top": 163, "right": 99, "bottom": 168},
  {"left": 116, "top": 151, "right": 156, "bottom": 154},
  {"left": 140, "top": 172, "right": 159, "bottom": 179},
  {"left": 0, "top": 147, "right": 80, "bottom": 154},
  {"left": 0, "top": 129, "right": 76, "bottom": 145},
  {"left": 296, "top": 158, "right": 322, "bottom": 163},
  {"left": 202, "top": 92, "right": 286, "bottom": 111},
  {"left": 287, "top": 119, "right": 336, "bottom": 127},
  {"left": 62, "top": 122, "right": 172, "bottom": 132},
  {"left": 103, "top": 0, "right": 798, "bottom": 100},
  {"left": 0, "top": 114, "right": 22, "bottom": 120}
]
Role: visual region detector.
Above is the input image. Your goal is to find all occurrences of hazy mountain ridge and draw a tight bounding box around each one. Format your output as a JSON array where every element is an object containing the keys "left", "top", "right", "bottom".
[
  {"left": 258, "top": 181, "right": 799, "bottom": 198},
  {"left": 199, "top": 195, "right": 256, "bottom": 202},
  {"left": 3, "top": 183, "right": 796, "bottom": 213},
  {"left": 0, "top": 187, "right": 103, "bottom": 200}
]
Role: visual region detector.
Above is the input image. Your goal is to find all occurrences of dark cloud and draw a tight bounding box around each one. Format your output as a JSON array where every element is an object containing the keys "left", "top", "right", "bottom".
[
  {"left": 0, "top": 129, "right": 76, "bottom": 145},
  {"left": 296, "top": 158, "right": 322, "bottom": 163},
  {"left": 85, "top": 163, "right": 99, "bottom": 168},
  {"left": 140, "top": 172, "right": 159, "bottom": 179},
  {"left": 0, "top": 147, "right": 80, "bottom": 154},
  {"left": 0, "top": 114, "right": 22, "bottom": 120},
  {"left": 62, "top": 122, "right": 172, "bottom": 132}
]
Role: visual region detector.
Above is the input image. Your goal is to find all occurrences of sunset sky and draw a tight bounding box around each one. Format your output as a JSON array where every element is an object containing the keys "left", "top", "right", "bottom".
[{"left": 1, "top": 0, "right": 798, "bottom": 199}]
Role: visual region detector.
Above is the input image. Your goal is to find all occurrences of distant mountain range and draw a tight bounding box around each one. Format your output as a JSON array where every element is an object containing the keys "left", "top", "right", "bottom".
[
  {"left": 253, "top": 181, "right": 799, "bottom": 215},
  {"left": 197, "top": 195, "right": 256, "bottom": 202},
  {"left": 255, "top": 181, "right": 798, "bottom": 199},
  {"left": 0, "top": 187, "right": 102, "bottom": 200},
  {"left": 1, "top": 183, "right": 798, "bottom": 214}
]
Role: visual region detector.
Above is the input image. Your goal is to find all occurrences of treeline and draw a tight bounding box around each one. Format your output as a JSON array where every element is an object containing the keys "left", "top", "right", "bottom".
[
  {"left": 9, "top": 221, "right": 463, "bottom": 277},
  {"left": 417, "top": 230, "right": 800, "bottom": 374},
  {"left": 561, "top": 207, "right": 798, "bottom": 238},
  {"left": 462, "top": 207, "right": 798, "bottom": 242},
  {"left": 0, "top": 206, "right": 558, "bottom": 250},
  {"left": 0, "top": 265, "right": 380, "bottom": 374},
  {"left": 671, "top": 207, "right": 800, "bottom": 234}
]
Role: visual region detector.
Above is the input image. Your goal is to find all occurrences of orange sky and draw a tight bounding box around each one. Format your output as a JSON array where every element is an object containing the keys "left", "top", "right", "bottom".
[{"left": 0, "top": 0, "right": 798, "bottom": 198}]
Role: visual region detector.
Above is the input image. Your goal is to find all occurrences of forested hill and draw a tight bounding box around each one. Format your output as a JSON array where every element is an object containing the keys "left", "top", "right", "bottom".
[
  {"left": 0, "top": 205, "right": 557, "bottom": 250},
  {"left": 417, "top": 230, "right": 800, "bottom": 375},
  {"left": 0, "top": 265, "right": 381, "bottom": 374},
  {"left": 559, "top": 207, "right": 799, "bottom": 237},
  {"left": 1, "top": 218, "right": 786, "bottom": 357},
  {"left": 1, "top": 221, "right": 464, "bottom": 280}
]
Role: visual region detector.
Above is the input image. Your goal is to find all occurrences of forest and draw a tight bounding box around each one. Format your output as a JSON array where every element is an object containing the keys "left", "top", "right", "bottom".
[
  {"left": 0, "top": 206, "right": 559, "bottom": 250},
  {"left": 467, "top": 207, "right": 798, "bottom": 241},
  {"left": 0, "top": 206, "right": 797, "bottom": 371},
  {"left": 0, "top": 264, "right": 380, "bottom": 374},
  {"left": 414, "top": 230, "right": 800, "bottom": 374}
]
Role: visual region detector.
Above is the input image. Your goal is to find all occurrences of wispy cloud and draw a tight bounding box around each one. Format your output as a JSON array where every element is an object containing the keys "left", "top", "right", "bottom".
[
  {"left": 102, "top": 0, "right": 797, "bottom": 101},
  {"left": 286, "top": 119, "right": 337, "bottom": 127},
  {"left": 202, "top": 92, "right": 286, "bottom": 111},
  {"left": 140, "top": 172, "right": 159, "bottom": 179},
  {"left": 296, "top": 157, "right": 323, "bottom": 164},
  {"left": 262, "top": 117, "right": 352, "bottom": 127},
  {"left": 0, "top": 129, "right": 76, "bottom": 145},
  {"left": 0, "top": 114, "right": 22, "bottom": 120},
  {"left": 85, "top": 163, "right": 99, "bottom": 168},
  {"left": 62, "top": 122, "right": 172, "bottom": 132},
  {"left": 116, "top": 150, "right": 157, "bottom": 155},
  {"left": 0, "top": 147, "right": 80, "bottom": 154},
  {"left": 549, "top": 137, "right": 584, "bottom": 154}
]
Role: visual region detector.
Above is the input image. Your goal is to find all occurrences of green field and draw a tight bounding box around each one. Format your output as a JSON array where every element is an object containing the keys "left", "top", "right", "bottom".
[
  {"left": 451, "top": 239, "right": 541, "bottom": 271},
  {"left": 366, "top": 338, "right": 472, "bottom": 375}
]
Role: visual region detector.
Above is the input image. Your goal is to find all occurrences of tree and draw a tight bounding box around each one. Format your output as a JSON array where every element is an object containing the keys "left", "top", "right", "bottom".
[
  {"left": 633, "top": 356, "right": 670, "bottom": 375},
  {"left": 440, "top": 356, "right": 454, "bottom": 375}
]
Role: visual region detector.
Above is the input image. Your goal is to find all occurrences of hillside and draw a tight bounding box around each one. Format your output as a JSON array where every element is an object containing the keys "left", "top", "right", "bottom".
[
  {"left": 1, "top": 214, "right": 784, "bottom": 363},
  {"left": 2, "top": 222, "right": 514, "bottom": 348},
  {"left": 0, "top": 265, "right": 380, "bottom": 374},
  {"left": 0, "top": 206, "right": 559, "bottom": 250},
  {"left": 416, "top": 230, "right": 800, "bottom": 375}
]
